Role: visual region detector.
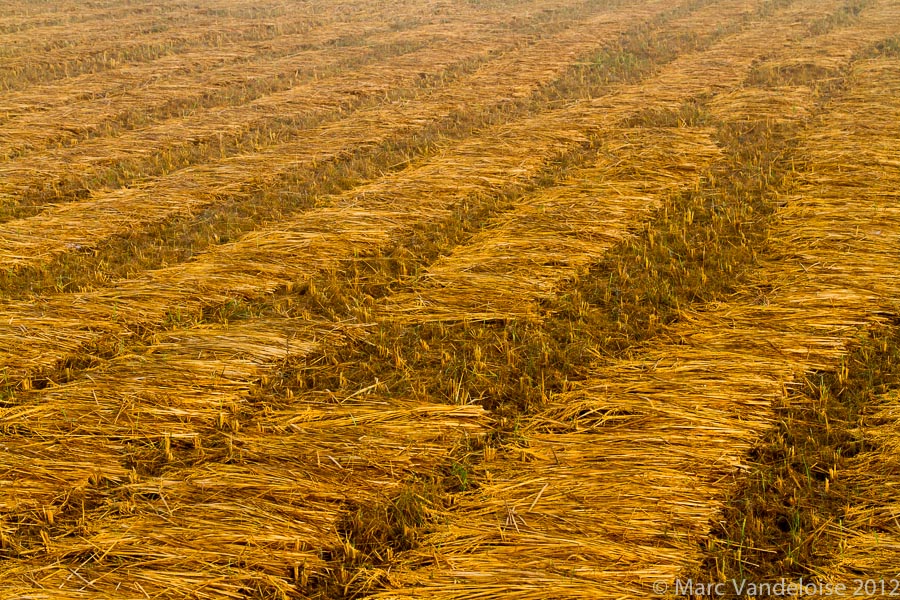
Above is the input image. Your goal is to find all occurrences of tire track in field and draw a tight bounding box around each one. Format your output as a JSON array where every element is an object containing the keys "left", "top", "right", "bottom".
[{"left": 369, "top": 21, "right": 900, "bottom": 600}]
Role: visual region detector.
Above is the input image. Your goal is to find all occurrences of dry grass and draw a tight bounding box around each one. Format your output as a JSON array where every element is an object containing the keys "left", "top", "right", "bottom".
[
  {"left": 349, "top": 5, "right": 900, "bottom": 597},
  {"left": 0, "top": 29, "right": 425, "bottom": 159},
  {"left": 0, "top": 0, "right": 727, "bottom": 387},
  {"left": 0, "top": 0, "right": 682, "bottom": 264},
  {"left": 379, "top": 127, "right": 723, "bottom": 321},
  {"left": 2, "top": 0, "right": 899, "bottom": 598},
  {"left": 1, "top": 7, "right": 282, "bottom": 89},
  {"left": 0, "top": 0, "right": 601, "bottom": 207},
  {"left": 693, "top": 54, "right": 900, "bottom": 586}
]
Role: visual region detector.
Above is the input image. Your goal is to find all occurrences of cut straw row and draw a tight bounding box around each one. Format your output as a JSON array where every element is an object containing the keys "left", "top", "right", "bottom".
[
  {"left": 0, "top": 0, "right": 811, "bottom": 386},
  {"left": 0, "top": 304, "right": 484, "bottom": 595},
  {"left": 2, "top": 2, "right": 894, "bottom": 595},
  {"left": 381, "top": 0, "right": 900, "bottom": 325},
  {"left": 0, "top": 0, "right": 860, "bottom": 593},
  {"left": 814, "top": 388, "right": 900, "bottom": 582},
  {"left": 369, "top": 46, "right": 900, "bottom": 600},
  {"left": 0, "top": 0, "right": 581, "bottom": 157},
  {"left": 0, "top": 0, "right": 287, "bottom": 29},
  {"left": 0, "top": 26, "right": 411, "bottom": 156},
  {"left": 750, "top": 52, "right": 900, "bottom": 585},
  {"left": 0, "top": 0, "right": 705, "bottom": 256},
  {"left": 0, "top": 127, "right": 723, "bottom": 510},
  {"left": 0, "top": 0, "right": 676, "bottom": 210},
  {"left": 0, "top": 0, "right": 264, "bottom": 57},
  {"left": 0, "top": 318, "right": 354, "bottom": 504},
  {"left": 0, "top": 410, "right": 491, "bottom": 598},
  {"left": 0, "top": 0, "right": 399, "bottom": 91},
  {"left": 0, "top": 17, "right": 549, "bottom": 200},
  {"left": 1, "top": 12, "right": 263, "bottom": 89},
  {"left": 0, "top": 2, "right": 429, "bottom": 122},
  {"left": 379, "top": 127, "right": 723, "bottom": 321},
  {"left": 0, "top": 317, "right": 490, "bottom": 598}
]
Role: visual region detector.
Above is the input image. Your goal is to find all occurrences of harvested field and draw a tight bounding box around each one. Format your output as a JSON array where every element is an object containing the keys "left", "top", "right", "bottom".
[{"left": 2, "top": 0, "right": 900, "bottom": 598}]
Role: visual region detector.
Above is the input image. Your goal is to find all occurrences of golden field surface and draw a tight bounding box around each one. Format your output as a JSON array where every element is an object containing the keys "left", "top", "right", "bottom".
[{"left": 1, "top": 0, "right": 900, "bottom": 598}]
